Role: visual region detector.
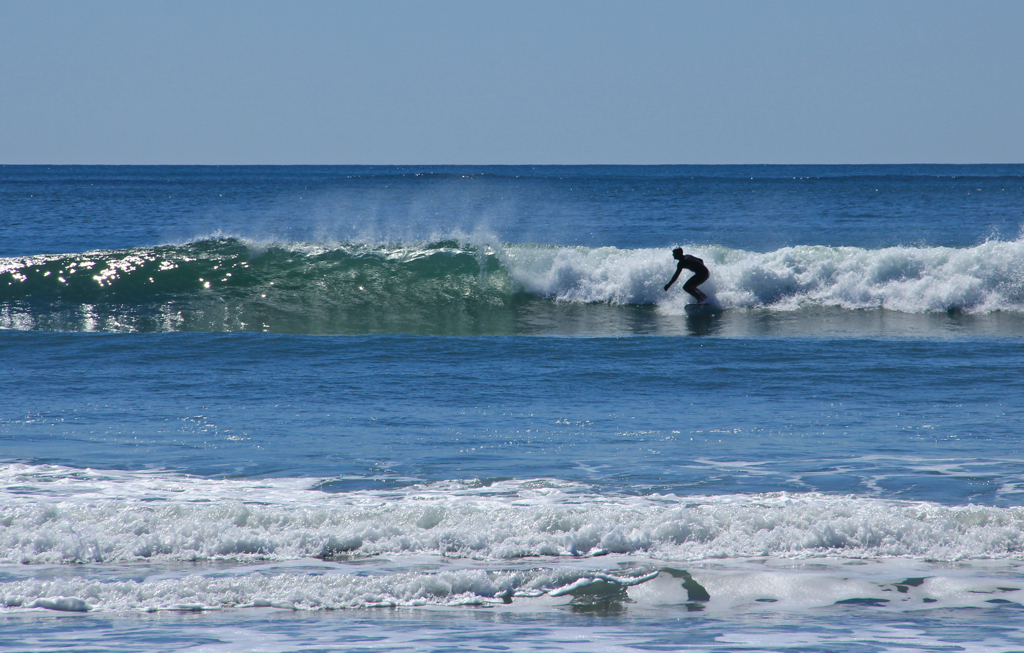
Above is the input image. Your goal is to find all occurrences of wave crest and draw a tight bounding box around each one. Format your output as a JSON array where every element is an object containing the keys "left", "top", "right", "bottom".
[{"left": 3, "top": 237, "right": 1024, "bottom": 333}]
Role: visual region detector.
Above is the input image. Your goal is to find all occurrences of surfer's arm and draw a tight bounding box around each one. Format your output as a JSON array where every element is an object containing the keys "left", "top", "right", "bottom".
[{"left": 664, "top": 263, "right": 683, "bottom": 291}]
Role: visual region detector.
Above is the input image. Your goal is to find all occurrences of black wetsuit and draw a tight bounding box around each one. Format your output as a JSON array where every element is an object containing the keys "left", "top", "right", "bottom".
[{"left": 667, "top": 255, "right": 709, "bottom": 301}]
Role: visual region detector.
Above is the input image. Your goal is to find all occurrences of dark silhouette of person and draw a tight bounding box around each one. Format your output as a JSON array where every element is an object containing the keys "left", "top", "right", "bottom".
[{"left": 664, "top": 247, "right": 709, "bottom": 302}]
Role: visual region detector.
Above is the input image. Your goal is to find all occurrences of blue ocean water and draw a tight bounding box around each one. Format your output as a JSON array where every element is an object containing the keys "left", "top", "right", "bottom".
[{"left": 3, "top": 165, "right": 1024, "bottom": 651}]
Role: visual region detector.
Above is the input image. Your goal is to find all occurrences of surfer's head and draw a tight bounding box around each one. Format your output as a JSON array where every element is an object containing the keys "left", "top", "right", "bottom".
[{"left": 672, "top": 247, "right": 684, "bottom": 260}]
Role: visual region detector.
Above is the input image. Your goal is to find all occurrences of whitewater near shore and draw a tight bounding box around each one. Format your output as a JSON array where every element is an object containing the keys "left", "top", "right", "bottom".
[{"left": 5, "top": 464, "right": 1024, "bottom": 616}]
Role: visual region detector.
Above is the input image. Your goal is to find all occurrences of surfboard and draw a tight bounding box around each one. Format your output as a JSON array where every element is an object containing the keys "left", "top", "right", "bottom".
[{"left": 684, "top": 302, "right": 721, "bottom": 316}]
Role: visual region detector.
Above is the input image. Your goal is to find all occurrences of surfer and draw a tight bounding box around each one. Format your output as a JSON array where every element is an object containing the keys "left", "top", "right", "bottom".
[{"left": 664, "top": 247, "right": 709, "bottom": 302}]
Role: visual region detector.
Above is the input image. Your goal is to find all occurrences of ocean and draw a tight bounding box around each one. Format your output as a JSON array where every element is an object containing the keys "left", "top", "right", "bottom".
[{"left": 2, "top": 164, "right": 1024, "bottom": 652}]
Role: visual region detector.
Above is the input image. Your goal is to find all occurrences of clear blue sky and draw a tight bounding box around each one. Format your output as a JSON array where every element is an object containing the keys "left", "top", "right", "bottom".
[{"left": 1, "top": 0, "right": 1021, "bottom": 164}]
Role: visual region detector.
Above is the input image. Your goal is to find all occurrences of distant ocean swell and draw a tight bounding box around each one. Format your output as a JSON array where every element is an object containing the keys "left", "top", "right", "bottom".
[{"left": 2, "top": 237, "right": 1024, "bottom": 333}]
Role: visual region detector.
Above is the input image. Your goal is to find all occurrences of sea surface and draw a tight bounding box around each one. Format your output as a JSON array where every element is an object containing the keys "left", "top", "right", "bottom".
[{"left": 2, "top": 164, "right": 1024, "bottom": 652}]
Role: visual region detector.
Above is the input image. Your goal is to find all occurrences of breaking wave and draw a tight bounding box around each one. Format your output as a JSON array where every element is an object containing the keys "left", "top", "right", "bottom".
[{"left": 2, "top": 237, "right": 1024, "bottom": 334}]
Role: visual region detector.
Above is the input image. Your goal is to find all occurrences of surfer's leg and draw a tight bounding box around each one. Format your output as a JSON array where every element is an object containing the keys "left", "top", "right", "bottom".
[
  {"left": 683, "top": 271, "right": 709, "bottom": 302},
  {"left": 682, "top": 283, "right": 706, "bottom": 302}
]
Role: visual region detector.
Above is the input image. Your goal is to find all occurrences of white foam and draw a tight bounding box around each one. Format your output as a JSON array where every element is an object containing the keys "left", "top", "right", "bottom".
[
  {"left": 4, "top": 464, "right": 1024, "bottom": 566},
  {"left": 4, "top": 466, "right": 1024, "bottom": 616},
  {"left": 2, "top": 557, "right": 1022, "bottom": 615},
  {"left": 502, "top": 245, "right": 668, "bottom": 305},
  {"left": 0, "top": 559, "right": 665, "bottom": 613},
  {"left": 499, "top": 239, "right": 1024, "bottom": 314}
]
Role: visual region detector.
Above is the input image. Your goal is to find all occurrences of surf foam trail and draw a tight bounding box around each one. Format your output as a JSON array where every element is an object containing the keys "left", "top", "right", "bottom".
[{"left": 3, "top": 237, "right": 1024, "bottom": 334}]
